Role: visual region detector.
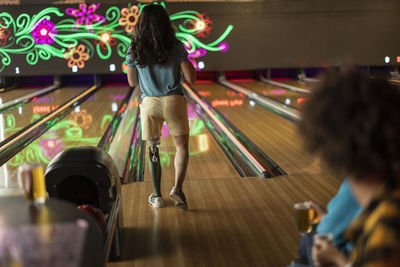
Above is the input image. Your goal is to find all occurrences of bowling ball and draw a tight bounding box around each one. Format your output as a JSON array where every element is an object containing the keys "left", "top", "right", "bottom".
[{"left": 77, "top": 204, "right": 107, "bottom": 233}]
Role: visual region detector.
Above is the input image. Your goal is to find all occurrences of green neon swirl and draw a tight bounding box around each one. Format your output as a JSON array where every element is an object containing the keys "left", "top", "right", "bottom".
[
  {"left": 170, "top": 10, "right": 200, "bottom": 18},
  {"left": 57, "top": 18, "right": 76, "bottom": 26},
  {"left": 112, "top": 33, "right": 131, "bottom": 44},
  {"left": 101, "top": 115, "right": 113, "bottom": 130},
  {"left": 0, "top": 5, "right": 233, "bottom": 73},
  {"left": 117, "top": 43, "right": 129, "bottom": 58},
  {"left": 206, "top": 25, "right": 234, "bottom": 46},
  {"left": 178, "top": 25, "right": 198, "bottom": 34},
  {"left": 96, "top": 42, "right": 112, "bottom": 60},
  {"left": 36, "top": 44, "right": 66, "bottom": 58},
  {"left": 0, "top": 12, "right": 16, "bottom": 32},
  {"left": 170, "top": 14, "right": 200, "bottom": 21},
  {"left": 53, "top": 37, "right": 77, "bottom": 49},
  {"left": 1, "top": 53, "right": 11, "bottom": 67},
  {"left": 26, "top": 50, "right": 39, "bottom": 65},
  {"left": 105, "top": 6, "right": 121, "bottom": 27},
  {"left": 37, "top": 48, "right": 52, "bottom": 60},
  {"left": 15, "top": 13, "right": 30, "bottom": 36}
]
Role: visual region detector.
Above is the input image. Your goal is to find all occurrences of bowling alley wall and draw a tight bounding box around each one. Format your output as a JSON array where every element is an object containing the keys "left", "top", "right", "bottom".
[{"left": 0, "top": 0, "right": 399, "bottom": 76}]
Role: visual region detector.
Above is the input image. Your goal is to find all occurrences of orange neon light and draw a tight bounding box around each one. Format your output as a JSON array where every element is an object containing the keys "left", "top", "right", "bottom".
[
  {"left": 225, "top": 90, "right": 245, "bottom": 98},
  {"left": 32, "top": 105, "right": 59, "bottom": 114},
  {"left": 128, "top": 100, "right": 139, "bottom": 108},
  {"left": 297, "top": 97, "right": 307, "bottom": 104},
  {"left": 211, "top": 99, "right": 243, "bottom": 107},
  {"left": 198, "top": 91, "right": 211, "bottom": 97}
]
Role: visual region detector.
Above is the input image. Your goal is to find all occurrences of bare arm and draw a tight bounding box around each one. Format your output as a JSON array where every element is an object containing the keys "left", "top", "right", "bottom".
[
  {"left": 181, "top": 61, "right": 196, "bottom": 84},
  {"left": 127, "top": 67, "right": 138, "bottom": 87}
]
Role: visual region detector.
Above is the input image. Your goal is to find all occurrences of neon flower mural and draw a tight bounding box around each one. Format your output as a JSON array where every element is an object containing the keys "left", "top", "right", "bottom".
[
  {"left": 31, "top": 19, "right": 58, "bottom": 45},
  {"left": 122, "top": 61, "right": 128, "bottom": 74},
  {"left": 0, "top": 3, "right": 233, "bottom": 73},
  {"left": 172, "top": 9, "right": 233, "bottom": 70},
  {"left": 0, "top": 20, "right": 11, "bottom": 46},
  {"left": 118, "top": 5, "right": 140, "bottom": 33},
  {"left": 69, "top": 109, "right": 93, "bottom": 130},
  {"left": 185, "top": 13, "right": 213, "bottom": 38},
  {"left": 95, "top": 29, "right": 117, "bottom": 51},
  {"left": 185, "top": 45, "right": 207, "bottom": 71},
  {"left": 66, "top": 3, "right": 105, "bottom": 32},
  {"left": 64, "top": 44, "right": 89, "bottom": 69},
  {"left": 39, "top": 138, "right": 64, "bottom": 159}
]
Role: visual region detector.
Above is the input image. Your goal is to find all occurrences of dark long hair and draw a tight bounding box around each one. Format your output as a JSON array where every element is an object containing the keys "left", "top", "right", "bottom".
[
  {"left": 129, "top": 4, "right": 178, "bottom": 67},
  {"left": 298, "top": 69, "right": 400, "bottom": 181}
]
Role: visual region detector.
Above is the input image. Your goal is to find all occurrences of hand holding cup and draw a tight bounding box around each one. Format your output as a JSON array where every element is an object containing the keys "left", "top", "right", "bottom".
[{"left": 294, "top": 201, "right": 326, "bottom": 234}]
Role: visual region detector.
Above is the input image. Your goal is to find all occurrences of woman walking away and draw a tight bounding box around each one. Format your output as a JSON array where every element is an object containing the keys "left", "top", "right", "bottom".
[{"left": 126, "top": 4, "right": 196, "bottom": 209}]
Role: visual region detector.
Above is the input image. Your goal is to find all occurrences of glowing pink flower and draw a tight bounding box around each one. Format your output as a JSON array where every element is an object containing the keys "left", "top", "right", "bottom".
[
  {"left": 31, "top": 19, "right": 57, "bottom": 45},
  {"left": 39, "top": 139, "right": 64, "bottom": 159},
  {"left": 188, "top": 48, "right": 206, "bottom": 70},
  {"left": 66, "top": 3, "right": 105, "bottom": 32}
]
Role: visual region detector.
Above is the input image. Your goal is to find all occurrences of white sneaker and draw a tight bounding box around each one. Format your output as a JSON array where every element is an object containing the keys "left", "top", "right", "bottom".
[
  {"left": 169, "top": 186, "right": 188, "bottom": 210},
  {"left": 148, "top": 193, "right": 164, "bottom": 208}
]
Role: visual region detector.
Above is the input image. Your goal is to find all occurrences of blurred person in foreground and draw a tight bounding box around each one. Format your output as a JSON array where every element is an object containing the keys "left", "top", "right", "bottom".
[
  {"left": 298, "top": 69, "right": 400, "bottom": 267},
  {"left": 290, "top": 179, "right": 362, "bottom": 267}
]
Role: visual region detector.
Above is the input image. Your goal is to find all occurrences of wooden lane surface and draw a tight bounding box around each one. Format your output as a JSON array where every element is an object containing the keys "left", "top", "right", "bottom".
[
  {"left": 0, "top": 86, "right": 129, "bottom": 188},
  {"left": 193, "top": 83, "right": 333, "bottom": 177},
  {"left": 108, "top": 173, "right": 340, "bottom": 267},
  {"left": 143, "top": 103, "right": 240, "bottom": 182},
  {"left": 0, "top": 86, "right": 49, "bottom": 103},
  {"left": 272, "top": 79, "right": 313, "bottom": 90},
  {"left": 0, "top": 87, "right": 87, "bottom": 143},
  {"left": 233, "top": 81, "right": 308, "bottom": 109}
]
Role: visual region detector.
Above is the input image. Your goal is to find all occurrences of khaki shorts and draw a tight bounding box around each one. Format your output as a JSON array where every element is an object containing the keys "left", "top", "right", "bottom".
[{"left": 140, "top": 95, "right": 189, "bottom": 140}]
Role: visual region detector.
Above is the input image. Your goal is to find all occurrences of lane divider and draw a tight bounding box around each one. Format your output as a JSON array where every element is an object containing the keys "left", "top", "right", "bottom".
[
  {"left": 97, "top": 86, "right": 136, "bottom": 152},
  {"left": 217, "top": 75, "right": 301, "bottom": 121},
  {"left": 0, "top": 84, "right": 60, "bottom": 113},
  {"left": 183, "top": 82, "right": 269, "bottom": 177},
  {"left": 0, "top": 85, "right": 99, "bottom": 166},
  {"left": 258, "top": 74, "right": 310, "bottom": 94}
]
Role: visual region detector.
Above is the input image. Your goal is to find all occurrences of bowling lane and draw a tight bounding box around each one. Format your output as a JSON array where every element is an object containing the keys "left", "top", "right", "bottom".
[
  {"left": 0, "top": 86, "right": 88, "bottom": 143},
  {"left": 231, "top": 81, "right": 308, "bottom": 109},
  {"left": 143, "top": 102, "right": 240, "bottom": 182},
  {"left": 192, "top": 82, "right": 331, "bottom": 177},
  {"left": 0, "top": 86, "right": 129, "bottom": 188},
  {"left": 0, "top": 86, "right": 50, "bottom": 103},
  {"left": 107, "top": 88, "right": 141, "bottom": 176},
  {"left": 271, "top": 79, "right": 313, "bottom": 90}
]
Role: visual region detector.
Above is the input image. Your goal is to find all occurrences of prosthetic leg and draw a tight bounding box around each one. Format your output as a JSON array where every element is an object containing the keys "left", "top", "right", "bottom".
[{"left": 148, "top": 139, "right": 162, "bottom": 197}]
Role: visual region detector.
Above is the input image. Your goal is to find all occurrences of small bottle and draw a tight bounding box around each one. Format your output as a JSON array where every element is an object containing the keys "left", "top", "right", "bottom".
[
  {"left": 32, "top": 164, "right": 47, "bottom": 205},
  {"left": 18, "top": 163, "right": 47, "bottom": 204}
]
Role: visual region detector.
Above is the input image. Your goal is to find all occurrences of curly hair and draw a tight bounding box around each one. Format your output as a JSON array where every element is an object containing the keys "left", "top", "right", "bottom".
[
  {"left": 129, "top": 4, "right": 178, "bottom": 68},
  {"left": 298, "top": 69, "right": 400, "bottom": 180}
]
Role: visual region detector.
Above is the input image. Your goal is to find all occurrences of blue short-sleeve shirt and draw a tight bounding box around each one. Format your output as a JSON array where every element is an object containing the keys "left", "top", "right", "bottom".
[
  {"left": 317, "top": 179, "right": 362, "bottom": 249},
  {"left": 126, "top": 41, "right": 188, "bottom": 98}
]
